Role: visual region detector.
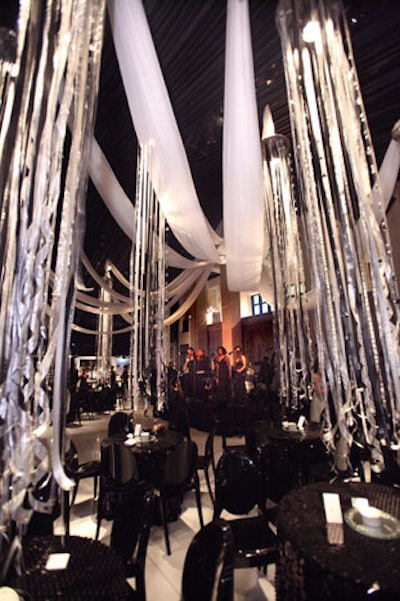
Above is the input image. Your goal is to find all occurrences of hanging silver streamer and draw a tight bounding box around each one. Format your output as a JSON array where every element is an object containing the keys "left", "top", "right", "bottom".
[
  {"left": 0, "top": 0, "right": 106, "bottom": 539},
  {"left": 96, "top": 266, "right": 113, "bottom": 383},
  {"left": 130, "top": 144, "right": 167, "bottom": 413},
  {"left": 276, "top": 0, "right": 400, "bottom": 472},
  {"left": 262, "top": 117, "right": 313, "bottom": 415}
]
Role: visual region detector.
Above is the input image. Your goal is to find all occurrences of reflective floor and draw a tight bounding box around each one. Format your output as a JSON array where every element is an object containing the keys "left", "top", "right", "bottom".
[{"left": 57, "top": 402, "right": 276, "bottom": 601}]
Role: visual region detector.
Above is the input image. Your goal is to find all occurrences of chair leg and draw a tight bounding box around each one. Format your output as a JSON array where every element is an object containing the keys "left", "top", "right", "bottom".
[
  {"left": 71, "top": 480, "right": 79, "bottom": 506},
  {"left": 94, "top": 475, "right": 99, "bottom": 500},
  {"left": 63, "top": 490, "right": 70, "bottom": 536},
  {"left": 204, "top": 467, "right": 215, "bottom": 506},
  {"left": 160, "top": 496, "right": 171, "bottom": 555},
  {"left": 194, "top": 473, "right": 204, "bottom": 528},
  {"left": 95, "top": 515, "right": 101, "bottom": 540}
]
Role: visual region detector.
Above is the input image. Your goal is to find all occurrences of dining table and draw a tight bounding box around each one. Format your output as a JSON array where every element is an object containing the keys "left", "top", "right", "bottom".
[
  {"left": 104, "top": 422, "right": 184, "bottom": 488},
  {"left": 245, "top": 420, "right": 328, "bottom": 502},
  {"left": 276, "top": 480, "right": 400, "bottom": 600},
  {"left": 8, "top": 535, "right": 134, "bottom": 600}
]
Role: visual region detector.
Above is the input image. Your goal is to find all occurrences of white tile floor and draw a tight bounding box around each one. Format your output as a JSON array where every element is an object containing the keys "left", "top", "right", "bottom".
[{"left": 58, "top": 407, "right": 276, "bottom": 601}]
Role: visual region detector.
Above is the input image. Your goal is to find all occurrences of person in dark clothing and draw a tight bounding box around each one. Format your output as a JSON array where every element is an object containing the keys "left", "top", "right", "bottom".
[
  {"left": 76, "top": 366, "right": 91, "bottom": 413},
  {"left": 66, "top": 365, "right": 79, "bottom": 423},
  {"left": 214, "top": 346, "right": 231, "bottom": 405},
  {"left": 195, "top": 348, "right": 210, "bottom": 401},
  {"left": 232, "top": 346, "right": 248, "bottom": 404},
  {"left": 182, "top": 347, "right": 196, "bottom": 400}
]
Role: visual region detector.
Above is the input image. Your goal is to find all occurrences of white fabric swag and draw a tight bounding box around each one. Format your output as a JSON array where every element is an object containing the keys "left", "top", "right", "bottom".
[
  {"left": 223, "top": 0, "right": 265, "bottom": 291},
  {"left": 107, "top": 0, "right": 222, "bottom": 264}
]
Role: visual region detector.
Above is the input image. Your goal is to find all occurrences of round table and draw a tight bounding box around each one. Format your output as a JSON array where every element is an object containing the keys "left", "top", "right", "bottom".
[
  {"left": 276, "top": 481, "right": 400, "bottom": 600},
  {"left": 8, "top": 535, "right": 134, "bottom": 600},
  {"left": 246, "top": 422, "right": 327, "bottom": 501},
  {"left": 106, "top": 427, "right": 184, "bottom": 486}
]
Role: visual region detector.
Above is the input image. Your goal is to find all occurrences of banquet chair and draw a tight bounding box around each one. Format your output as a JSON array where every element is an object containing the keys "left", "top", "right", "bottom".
[
  {"left": 213, "top": 449, "right": 278, "bottom": 571},
  {"left": 246, "top": 430, "right": 296, "bottom": 506},
  {"left": 187, "top": 400, "right": 217, "bottom": 504},
  {"left": 215, "top": 405, "right": 249, "bottom": 453},
  {"left": 96, "top": 440, "right": 154, "bottom": 601},
  {"left": 107, "top": 410, "right": 133, "bottom": 436},
  {"left": 195, "top": 430, "right": 216, "bottom": 506},
  {"left": 155, "top": 439, "right": 203, "bottom": 555},
  {"left": 63, "top": 441, "right": 101, "bottom": 536},
  {"left": 181, "top": 519, "right": 234, "bottom": 601}
]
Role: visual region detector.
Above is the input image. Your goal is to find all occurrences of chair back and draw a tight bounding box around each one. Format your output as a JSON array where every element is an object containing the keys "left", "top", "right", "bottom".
[
  {"left": 64, "top": 440, "right": 79, "bottom": 475},
  {"left": 101, "top": 440, "right": 139, "bottom": 486},
  {"left": 215, "top": 405, "right": 249, "bottom": 439},
  {"left": 162, "top": 440, "right": 198, "bottom": 489},
  {"left": 258, "top": 443, "right": 295, "bottom": 503},
  {"left": 182, "top": 519, "right": 234, "bottom": 601},
  {"left": 97, "top": 440, "right": 145, "bottom": 543},
  {"left": 187, "top": 400, "right": 216, "bottom": 433},
  {"left": 214, "top": 450, "right": 265, "bottom": 517},
  {"left": 107, "top": 411, "right": 133, "bottom": 436},
  {"left": 168, "top": 403, "right": 191, "bottom": 440}
]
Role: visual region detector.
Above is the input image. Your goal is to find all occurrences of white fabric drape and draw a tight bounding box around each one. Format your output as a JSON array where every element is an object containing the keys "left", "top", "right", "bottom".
[
  {"left": 89, "top": 139, "right": 207, "bottom": 270},
  {"left": 376, "top": 133, "right": 400, "bottom": 214},
  {"left": 223, "top": 0, "right": 265, "bottom": 291},
  {"left": 107, "top": 0, "right": 222, "bottom": 263},
  {"left": 164, "top": 266, "right": 214, "bottom": 326},
  {"left": 89, "top": 138, "right": 136, "bottom": 240}
]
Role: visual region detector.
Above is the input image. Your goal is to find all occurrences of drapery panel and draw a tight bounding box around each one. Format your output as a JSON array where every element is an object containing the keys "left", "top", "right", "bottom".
[
  {"left": 223, "top": 0, "right": 265, "bottom": 291},
  {"left": 107, "top": 0, "right": 222, "bottom": 263}
]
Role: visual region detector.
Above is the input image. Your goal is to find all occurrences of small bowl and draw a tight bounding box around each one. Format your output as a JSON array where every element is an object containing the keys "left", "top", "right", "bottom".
[{"left": 359, "top": 505, "right": 383, "bottom": 528}]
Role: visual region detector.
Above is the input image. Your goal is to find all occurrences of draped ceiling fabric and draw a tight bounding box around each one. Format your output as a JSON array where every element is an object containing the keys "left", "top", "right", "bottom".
[
  {"left": 73, "top": 0, "right": 400, "bottom": 351},
  {"left": 89, "top": 137, "right": 211, "bottom": 270},
  {"left": 223, "top": 0, "right": 265, "bottom": 291},
  {"left": 107, "top": 0, "right": 222, "bottom": 264}
]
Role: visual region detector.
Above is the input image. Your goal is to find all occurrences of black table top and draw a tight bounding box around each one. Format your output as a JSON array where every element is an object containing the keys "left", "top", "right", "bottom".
[
  {"left": 8, "top": 535, "right": 133, "bottom": 601},
  {"left": 276, "top": 481, "right": 400, "bottom": 600},
  {"left": 251, "top": 421, "right": 321, "bottom": 444},
  {"left": 107, "top": 427, "right": 183, "bottom": 455}
]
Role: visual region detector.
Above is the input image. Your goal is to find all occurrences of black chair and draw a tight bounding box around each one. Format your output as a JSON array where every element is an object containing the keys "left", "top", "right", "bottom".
[
  {"left": 196, "top": 430, "right": 216, "bottom": 506},
  {"left": 107, "top": 411, "right": 133, "bottom": 436},
  {"left": 213, "top": 449, "right": 278, "bottom": 571},
  {"left": 246, "top": 432, "right": 295, "bottom": 503},
  {"left": 215, "top": 405, "right": 249, "bottom": 452},
  {"left": 96, "top": 440, "right": 154, "bottom": 601},
  {"left": 181, "top": 519, "right": 234, "bottom": 601},
  {"left": 155, "top": 439, "right": 203, "bottom": 555},
  {"left": 187, "top": 400, "right": 217, "bottom": 504},
  {"left": 63, "top": 441, "right": 101, "bottom": 536}
]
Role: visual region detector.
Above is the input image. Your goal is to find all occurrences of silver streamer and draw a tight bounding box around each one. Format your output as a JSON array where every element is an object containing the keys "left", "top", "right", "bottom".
[
  {"left": 262, "top": 113, "right": 313, "bottom": 414},
  {"left": 96, "top": 267, "right": 113, "bottom": 383},
  {"left": 130, "top": 144, "right": 167, "bottom": 412},
  {"left": 0, "top": 0, "right": 106, "bottom": 540},
  {"left": 276, "top": 0, "right": 400, "bottom": 472}
]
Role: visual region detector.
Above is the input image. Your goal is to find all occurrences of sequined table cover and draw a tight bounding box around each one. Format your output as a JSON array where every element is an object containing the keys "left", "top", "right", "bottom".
[
  {"left": 276, "top": 481, "right": 400, "bottom": 600},
  {"left": 8, "top": 535, "right": 134, "bottom": 600}
]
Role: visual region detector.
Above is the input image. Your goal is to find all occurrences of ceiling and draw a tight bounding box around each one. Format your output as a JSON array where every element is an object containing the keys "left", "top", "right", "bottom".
[
  {"left": 85, "top": 0, "right": 400, "bottom": 275},
  {"left": 76, "top": 0, "right": 400, "bottom": 353}
]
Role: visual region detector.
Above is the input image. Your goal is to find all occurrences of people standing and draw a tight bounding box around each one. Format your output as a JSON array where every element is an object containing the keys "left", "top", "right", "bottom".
[
  {"left": 76, "top": 365, "right": 90, "bottom": 413},
  {"left": 182, "top": 346, "right": 196, "bottom": 400},
  {"left": 121, "top": 365, "right": 129, "bottom": 406},
  {"left": 195, "top": 348, "right": 210, "bottom": 401},
  {"left": 232, "top": 346, "right": 248, "bottom": 404},
  {"left": 66, "top": 364, "right": 79, "bottom": 423},
  {"left": 214, "top": 346, "right": 231, "bottom": 404}
]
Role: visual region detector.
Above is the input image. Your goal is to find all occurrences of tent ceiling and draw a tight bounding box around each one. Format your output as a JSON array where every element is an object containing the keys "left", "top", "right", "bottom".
[{"left": 85, "top": 0, "right": 400, "bottom": 279}]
